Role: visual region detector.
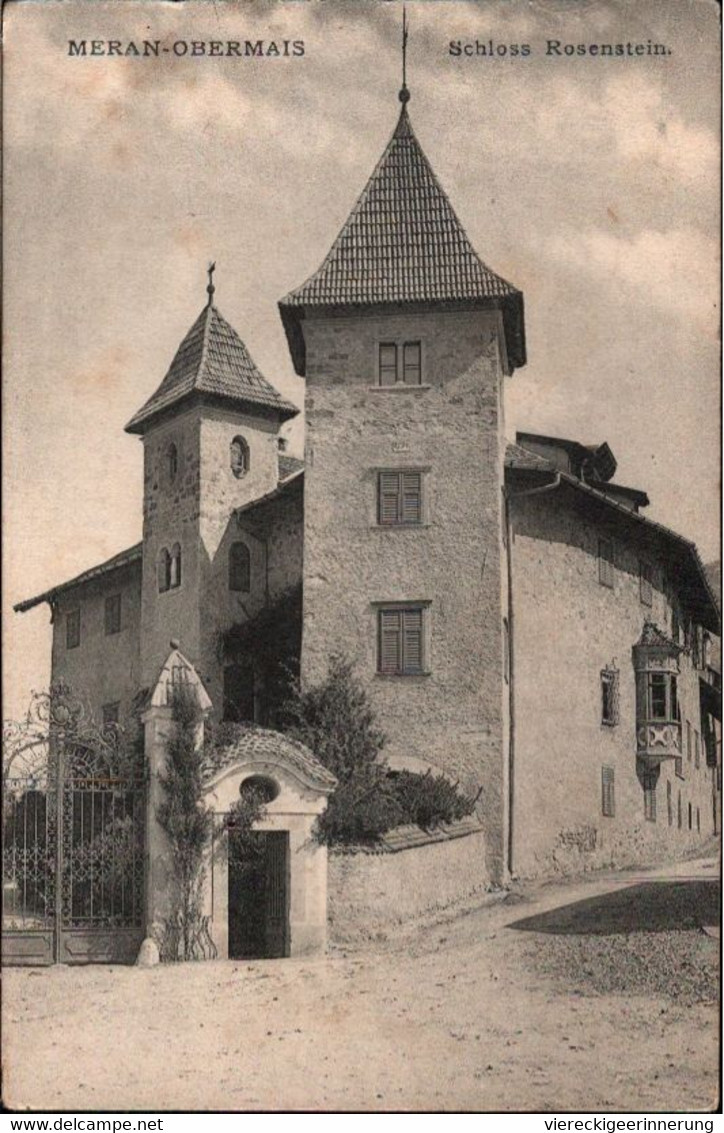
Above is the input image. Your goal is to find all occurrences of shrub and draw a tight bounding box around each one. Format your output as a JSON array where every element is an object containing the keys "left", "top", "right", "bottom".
[{"left": 390, "top": 770, "right": 478, "bottom": 830}]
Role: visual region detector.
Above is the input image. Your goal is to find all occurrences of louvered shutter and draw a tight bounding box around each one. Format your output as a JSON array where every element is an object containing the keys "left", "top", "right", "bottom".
[
  {"left": 402, "top": 609, "right": 423, "bottom": 673},
  {"left": 401, "top": 472, "right": 422, "bottom": 524},
  {"left": 379, "top": 472, "right": 401, "bottom": 525},
  {"left": 379, "top": 610, "right": 401, "bottom": 673},
  {"left": 601, "top": 766, "right": 615, "bottom": 817}
]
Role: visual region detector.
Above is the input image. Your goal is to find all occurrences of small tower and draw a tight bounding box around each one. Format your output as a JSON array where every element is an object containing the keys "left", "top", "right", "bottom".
[
  {"left": 278, "top": 71, "right": 525, "bottom": 882},
  {"left": 126, "top": 268, "right": 299, "bottom": 710}
]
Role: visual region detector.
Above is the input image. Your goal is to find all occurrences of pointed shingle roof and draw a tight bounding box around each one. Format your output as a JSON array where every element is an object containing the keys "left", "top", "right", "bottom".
[
  {"left": 279, "top": 104, "right": 525, "bottom": 376},
  {"left": 126, "top": 302, "right": 298, "bottom": 434}
]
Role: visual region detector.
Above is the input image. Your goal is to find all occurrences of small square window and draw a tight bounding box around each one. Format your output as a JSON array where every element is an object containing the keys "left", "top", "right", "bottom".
[
  {"left": 66, "top": 609, "right": 81, "bottom": 650},
  {"left": 105, "top": 593, "right": 122, "bottom": 636},
  {"left": 601, "top": 766, "right": 615, "bottom": 817},
  {"left": 601, "top": 669, "right": 619, "bottom": 726},
  {"left": 378, "top": 607, "right": 425, "bottom": 675},
  {"left": 598, "top": 539, "right": 614, "bottom": 588},
  {"left": 639, "top": 561, "right": 653, "bottom": 607},
  {"left": 378, "top": 471, "right": 423, "bottom": 526}
]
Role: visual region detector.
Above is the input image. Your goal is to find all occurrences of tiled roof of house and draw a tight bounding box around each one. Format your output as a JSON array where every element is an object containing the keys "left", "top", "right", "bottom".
[
  {"left": 14, "top": 543, "right": 142, "bottom": 613},
  {"left": 279, "top": 104, "right": 525, "bottom": 375},
  {"left": 202, "top": 725, "right": 337, "bottom": 793},
  {"left": 126, "top": 303, "right": 298, "bottom": 434}
]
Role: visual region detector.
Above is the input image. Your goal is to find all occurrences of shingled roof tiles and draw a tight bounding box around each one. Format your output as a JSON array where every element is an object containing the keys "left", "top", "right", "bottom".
[
  {"left": 281, "top": 107, "right": 519, "bottom": 309},
  {"left": 14, "top": 543, "right": 143, "bottom": 613},
  {"left": 125, "top": 303, "right": 298, "bottom": 433}
]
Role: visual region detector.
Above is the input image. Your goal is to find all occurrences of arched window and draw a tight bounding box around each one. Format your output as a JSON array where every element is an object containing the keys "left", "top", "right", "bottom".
[
  {"left": 229, "top": 542, "right": 251, "bottom": 593},
  {"left": 230, "top": 436, "right": 250, "bottom": 479},
  {"left": 166, "top": 442, "right": 178, "bottom": 483},
  {"left": 169, "top": 543, "right": 182, "bottom": 589},
  {"left": 157, "top": 548, "right": 171, "bottom": 593}
]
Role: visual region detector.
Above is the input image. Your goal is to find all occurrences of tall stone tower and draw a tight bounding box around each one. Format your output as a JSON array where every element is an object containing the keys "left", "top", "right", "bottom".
[
  {"left": 279, "top": 93, "right": 526, "bottom": 881},
  {"left": 126, "top": 271, "right": 299, "bottom": 715}
]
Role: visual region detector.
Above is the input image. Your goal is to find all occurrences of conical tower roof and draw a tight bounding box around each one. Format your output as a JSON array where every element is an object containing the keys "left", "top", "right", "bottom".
[
  {"left": 126, "top": 300, "right": 298, "bottom": 434},
  {"left": 279, "top": 103, "right": 525, "bottom": 376}
]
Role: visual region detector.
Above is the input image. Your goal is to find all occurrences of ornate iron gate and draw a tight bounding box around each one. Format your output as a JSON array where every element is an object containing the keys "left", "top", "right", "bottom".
[{"left": 2, "top": 686, "right": 146, "bottom": 965}]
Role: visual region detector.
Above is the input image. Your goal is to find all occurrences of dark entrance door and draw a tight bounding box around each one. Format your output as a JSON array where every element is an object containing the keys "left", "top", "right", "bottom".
[{"left": 228, "top": 830, "right": 289, "bottom": 959}]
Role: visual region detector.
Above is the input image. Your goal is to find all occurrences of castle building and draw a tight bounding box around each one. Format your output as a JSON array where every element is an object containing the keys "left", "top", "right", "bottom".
[{"left": 12, "top": 85, "right": 721, "bottom": 936}]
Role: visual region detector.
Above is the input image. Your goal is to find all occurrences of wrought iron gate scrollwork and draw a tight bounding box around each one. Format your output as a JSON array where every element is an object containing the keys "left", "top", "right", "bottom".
[{"left": 2, "top": 684, "right": 146, "bottom": 965}]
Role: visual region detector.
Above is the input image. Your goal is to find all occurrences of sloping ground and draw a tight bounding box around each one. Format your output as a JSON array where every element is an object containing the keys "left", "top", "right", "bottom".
[{"left": 2, "top": 868, "right": 719, "bottom": 1112}]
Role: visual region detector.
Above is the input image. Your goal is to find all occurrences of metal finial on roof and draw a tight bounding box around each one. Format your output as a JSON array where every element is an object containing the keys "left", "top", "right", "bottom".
[
  {"left": 399, "top": 6, "right": 410, "bottom": 104},
  {"left": 206, "top": 261, "right": 216, "bottom": 306}
]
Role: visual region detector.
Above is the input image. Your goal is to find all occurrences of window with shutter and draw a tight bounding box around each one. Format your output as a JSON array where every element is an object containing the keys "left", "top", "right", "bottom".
[
  {"left": 378, "top": 343, "right": 398, "bottom": 386},
  {"left": 378, "top": 607, "right": 425, "bottom": 675},
  {"left": 378, "top": 471, "right": 423, "bottom": 526},
  {"left": 601, "top": 766, "right": 615, "bottom": 817},
  {"left": 598, "top": 538, "right": 614, "bottom": 588}
]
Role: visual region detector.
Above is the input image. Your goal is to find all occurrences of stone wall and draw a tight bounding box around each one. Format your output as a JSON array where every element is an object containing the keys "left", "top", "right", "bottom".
[
  {"left": 328, "top": 825, "right": 489, "bottom": 943},
  {"left": 301, "top": 306, "right": 510, "bottom": 882},
  {"left": 509, "top": 484, "right": 717, "bottom": 878},
  {"left": 51, "top": 561, "right": 142, "bottom": 728}
]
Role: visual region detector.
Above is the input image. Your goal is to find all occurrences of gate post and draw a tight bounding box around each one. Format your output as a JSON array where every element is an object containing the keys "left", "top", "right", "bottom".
[{"left": 138, "top": 645, "right": 212, "bottom": 963}]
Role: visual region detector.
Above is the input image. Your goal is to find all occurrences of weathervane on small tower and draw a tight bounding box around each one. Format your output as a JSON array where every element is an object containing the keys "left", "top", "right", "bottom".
[
  {"left": 399, "top": 5, "right": 410, "bottom": 104},
  {"left": 206, "top": 261, "right": 216, "bottom": 306}
]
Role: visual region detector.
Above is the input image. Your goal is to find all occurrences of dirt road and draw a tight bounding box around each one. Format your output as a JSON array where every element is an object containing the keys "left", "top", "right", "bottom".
[{"left": 3, "top": 858, "right": 719, "bottom": 1112}]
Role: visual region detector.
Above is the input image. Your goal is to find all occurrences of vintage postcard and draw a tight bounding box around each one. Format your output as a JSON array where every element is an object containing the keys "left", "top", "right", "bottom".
[{"left": 2, "top": 0, "right": 720, "bottom": 1115}]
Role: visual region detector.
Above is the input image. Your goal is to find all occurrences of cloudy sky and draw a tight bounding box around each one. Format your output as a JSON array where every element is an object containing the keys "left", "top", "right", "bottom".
[{"left": 3, "top": 0, "right": 720, "bottom": 719}]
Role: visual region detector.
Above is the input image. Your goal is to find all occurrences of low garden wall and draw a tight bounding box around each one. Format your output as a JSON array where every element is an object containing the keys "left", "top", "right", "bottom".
[{"left": 327, "top": 818, "right": 489, "bottom": 943}]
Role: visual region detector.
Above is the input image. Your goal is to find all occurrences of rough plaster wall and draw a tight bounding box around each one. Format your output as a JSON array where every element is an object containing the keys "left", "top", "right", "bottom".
[
  {"left": 510, "top": 490, "right": 716, "bottom": 879},
  {"left": 327, "top": 830, "right": 489, "bottom": 942},
  {"left": 51, "top": 563, "right": 142, "bottom": 726},
  {"left": 301, "top": 308, "right": 509, "bottom": 881}
]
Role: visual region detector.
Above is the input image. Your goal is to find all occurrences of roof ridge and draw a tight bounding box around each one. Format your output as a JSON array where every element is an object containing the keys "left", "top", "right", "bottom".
[{"left": 197, "top": 302, "right": 215, "bottom": 387}]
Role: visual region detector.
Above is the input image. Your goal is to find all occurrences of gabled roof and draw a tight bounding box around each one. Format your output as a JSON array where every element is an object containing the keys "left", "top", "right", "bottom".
[
  {"left": 516, "top": 432, "right": 617, "bottom": 483},
  {"left": 279, "top": 104, "right": 525, "bottom": 376},
  {"left": 126, "top": 302, "right": 298, "bottom": 434},
  {"left": 14, "top": 543, "right": 143, "bottom": 614}
]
